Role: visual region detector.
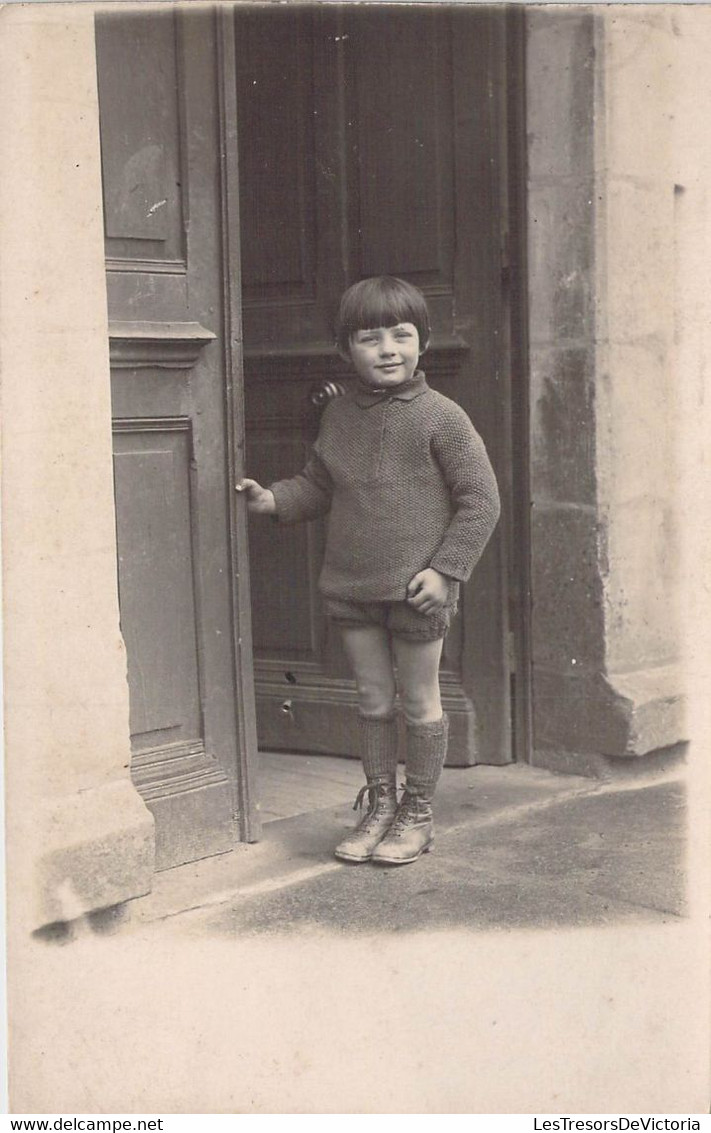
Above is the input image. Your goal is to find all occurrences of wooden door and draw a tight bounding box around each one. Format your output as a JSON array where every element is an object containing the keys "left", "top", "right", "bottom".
[
  {"left": 235, "top": 6, "right": 517, "bottom": 765},
  {"left": 96, "top": 9, "right": 259, "bottom": 870}
]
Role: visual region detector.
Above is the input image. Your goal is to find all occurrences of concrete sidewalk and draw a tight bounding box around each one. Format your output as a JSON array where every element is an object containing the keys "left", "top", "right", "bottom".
[{"left": 99, "top": 759, "right": 687, "bottom": 939}]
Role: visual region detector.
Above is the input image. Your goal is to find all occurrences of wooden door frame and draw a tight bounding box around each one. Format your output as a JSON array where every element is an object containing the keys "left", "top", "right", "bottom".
[
  {"left": 217, "top": 7, "right": 261, "bottom": 840},
  {"left": 454, "top": 4, "right": 533, "bottom": 767},
  {"left": 447, "top": 4, "right": 532, "bottom": 765},
  {"left": 503, "top": 7, "right": 533, "bottom": 765}
]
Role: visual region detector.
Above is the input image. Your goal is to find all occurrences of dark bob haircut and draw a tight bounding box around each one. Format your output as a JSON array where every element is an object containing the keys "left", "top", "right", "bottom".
[{"left": 335, "top": 276, "right": 431, "bottom": 355}]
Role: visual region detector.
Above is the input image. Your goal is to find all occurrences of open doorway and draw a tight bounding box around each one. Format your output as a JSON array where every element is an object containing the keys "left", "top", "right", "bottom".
[{"left": 234, "top": 4, "right": 531, "bottom": 781}]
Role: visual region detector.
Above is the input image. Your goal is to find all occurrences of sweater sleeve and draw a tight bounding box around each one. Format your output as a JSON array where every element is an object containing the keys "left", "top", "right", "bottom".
[
  {"left": 269, "top": 447, "right": 333, "bottom": 525},
  {"left": 428, "top": 404, "right": 501, "bottom": 581}
]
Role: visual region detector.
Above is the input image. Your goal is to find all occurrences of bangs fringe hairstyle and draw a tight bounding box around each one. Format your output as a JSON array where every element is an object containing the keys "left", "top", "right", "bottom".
[{"left": 336, "top": 276, "right": 431, "bottom": 354}]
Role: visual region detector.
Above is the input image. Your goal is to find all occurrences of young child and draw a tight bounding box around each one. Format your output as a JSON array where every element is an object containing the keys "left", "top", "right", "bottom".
[{"left": 237, "top": 276, "right": 500, "bottom": 866}]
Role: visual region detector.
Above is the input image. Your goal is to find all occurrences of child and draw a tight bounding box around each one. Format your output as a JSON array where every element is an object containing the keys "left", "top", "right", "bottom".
[{"left": 236, "top": 276, "right": 500, "bottom": 865}]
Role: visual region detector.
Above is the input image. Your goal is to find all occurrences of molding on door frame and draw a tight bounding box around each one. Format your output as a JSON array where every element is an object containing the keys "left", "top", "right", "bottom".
[
  {"left": 131, "top": 740, "right": 230, "bottom": 802},
  {"left": 108, "top": 320, "right": 216, "bottom": 368}
]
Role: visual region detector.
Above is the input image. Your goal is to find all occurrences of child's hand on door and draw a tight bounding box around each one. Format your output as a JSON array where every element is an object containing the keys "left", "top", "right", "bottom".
[{"left": 235, "top": 478, "right": 276, "bottom": 515}]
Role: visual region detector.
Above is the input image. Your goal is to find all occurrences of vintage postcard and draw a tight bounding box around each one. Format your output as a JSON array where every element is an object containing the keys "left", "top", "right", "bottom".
[{"left": 1, "top": 0, "right": 709, "bottom": 1115}]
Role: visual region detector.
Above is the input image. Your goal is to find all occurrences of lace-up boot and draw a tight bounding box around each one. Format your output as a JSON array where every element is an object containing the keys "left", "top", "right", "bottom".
[
  {"left": 334, "top": 778, "right": 398, "bottom": 862},
  {"left": 370, "top": 787, "right": 434, "bottom": 864},
  {"left": 371, "top": 715, "right": 448, "bottom": 865},
  {"left": 334, "top": 713, "right": 399, "bottom": 862}
]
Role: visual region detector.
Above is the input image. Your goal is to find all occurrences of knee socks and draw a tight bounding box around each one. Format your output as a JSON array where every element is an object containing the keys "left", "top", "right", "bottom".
[
  {"left": 404, "top": 714, "right": 449, "bottom": 800},
  {"left": 358, "top": 712, "right": 449, "bottom": 797},
  {"left": 358, "top": 712, "right": 399, "bottom": 783}
]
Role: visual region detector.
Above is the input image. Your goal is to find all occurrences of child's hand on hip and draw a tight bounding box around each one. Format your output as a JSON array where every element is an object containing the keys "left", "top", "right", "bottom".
[
  {"left": 406, "top": 568, "right": 449, "bottom": 614},
  {"left": 235, "top": 478, "right": 276, "bottom": 515}
]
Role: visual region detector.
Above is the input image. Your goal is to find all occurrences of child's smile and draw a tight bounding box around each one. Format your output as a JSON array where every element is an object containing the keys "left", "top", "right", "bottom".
[{"left": 347, "top": 323, "right": 424, "bottom": 389}]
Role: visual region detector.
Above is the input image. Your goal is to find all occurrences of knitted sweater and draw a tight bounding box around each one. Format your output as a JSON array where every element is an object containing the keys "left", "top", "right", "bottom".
[{"left": 270, "top": 370, "right": 501, "bottom": 603}]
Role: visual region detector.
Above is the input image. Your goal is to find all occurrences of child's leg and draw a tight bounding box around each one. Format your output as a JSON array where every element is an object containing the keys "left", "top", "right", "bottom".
[
  {"left": 339, "top": 625, "right": 397, "bottom": 721},
  {"left": 334, "top": 625, "right": 399, "bottom": 862},
  {"left": 392, "top": 634, "right": 448, "bottom": 796},
  {"left": 372, "top": 636, "right": 448, "bottom": 865},
  {"left": 390, "top": 636, "right": 444, "bottom": 725}
]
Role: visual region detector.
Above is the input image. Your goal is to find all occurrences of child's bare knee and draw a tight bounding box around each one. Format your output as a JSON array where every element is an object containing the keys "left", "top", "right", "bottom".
[
  {"left": 356, "top": 680, "right": 396, "bottom": 718},
  {"left": 400, "top": 688, "right": 442, "bottom": 725},
  {"left": 358, "top": 695, "right": 397, "bottom": 718}
]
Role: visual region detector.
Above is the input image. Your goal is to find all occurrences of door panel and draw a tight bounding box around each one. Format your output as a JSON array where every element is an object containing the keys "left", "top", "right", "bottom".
[
  {"left": 113, "top": 423, "right": 202, "bottom": 746},
  {"left": 97, "top": 8, "right": 259, "bottom": 868},
  {"left": 99, "top": 14, "right": 185, "bottom": 261},
  {"left": 236, "top": 6, "right": 513, "bottom": 765},
  {"left": 348, "top": 9, "right": 455, "bottom": 284},
  {"left": 236, "top": 9, "right": 317, "bottom": 297}
]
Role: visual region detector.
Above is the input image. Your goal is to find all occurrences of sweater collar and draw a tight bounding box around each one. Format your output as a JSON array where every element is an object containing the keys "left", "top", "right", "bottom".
[{"left": 351, "top": 369, "right": 429, "bottom": 408}]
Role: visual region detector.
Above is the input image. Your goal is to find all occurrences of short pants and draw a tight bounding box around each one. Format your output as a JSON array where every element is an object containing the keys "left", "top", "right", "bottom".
[{"left": 323, "top": 596, "right": 458, "bottom": 642}]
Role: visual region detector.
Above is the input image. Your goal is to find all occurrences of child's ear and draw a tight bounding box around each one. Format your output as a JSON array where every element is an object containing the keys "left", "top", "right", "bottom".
[{"left": 419, "top": 338, "right": 430, "bottom": 356}]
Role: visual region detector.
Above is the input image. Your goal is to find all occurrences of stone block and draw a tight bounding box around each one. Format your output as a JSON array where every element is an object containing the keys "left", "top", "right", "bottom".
[
  {"left": 527, "top": 10, "right": 595, "bottom": 182},
  {"left": 533, "top": 662, "right": 686, "bottom": 758},
  {"left": 34, "top": 780, "right": 155, "bottom": 928},
  {"left": 531, "top": 743, "right": 686, "bottom": 781},
  {"left": 603, "top": 498, "right": 680, "bottom": 673},
  {"left": 528, "top": 179, "right": 595, "bottom": 345},
  {"left": 606, "top": 665, "right": 687, "bottom": 754},
  {"left": 530, "top": 345, "right": 596, "bottom": 505},
  {"left": 600, "top": 9, "right": 675, "bottom": 185},
  {"left": 602, "top": 179, "right": 674, "bottom": 347},
  {"left": 531, "top": 504, "right": 605, "bottom": 672},
  {"left": 595, "top": 344, "right": 677, "bottom": 513}
]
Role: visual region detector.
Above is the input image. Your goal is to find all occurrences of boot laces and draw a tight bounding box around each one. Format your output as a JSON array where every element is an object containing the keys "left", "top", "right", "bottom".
[
  {"left": 350, "top": 782, "right": 395, "bottom": 831},
  {"left": 353, "top": 781, "right": 392, "bottom": 813},
  {"left": 388, "top": 787, "right": 431, "bottom": 835}
]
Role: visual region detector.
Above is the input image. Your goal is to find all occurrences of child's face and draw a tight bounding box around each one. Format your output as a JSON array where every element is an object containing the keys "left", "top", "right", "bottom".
[{"left": 345, "top": 323, "right": 424, "bottom": 389}]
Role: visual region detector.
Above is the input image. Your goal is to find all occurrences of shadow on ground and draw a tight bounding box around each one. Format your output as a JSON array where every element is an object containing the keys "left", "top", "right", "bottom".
[{"left": 181, "top": 780, "right": 686, "bottom": 937}]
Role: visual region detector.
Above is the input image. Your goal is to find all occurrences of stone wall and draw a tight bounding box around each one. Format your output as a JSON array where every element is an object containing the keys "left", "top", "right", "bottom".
[{"left": 527, "top": 7, "right": 686, "bottom": 768}]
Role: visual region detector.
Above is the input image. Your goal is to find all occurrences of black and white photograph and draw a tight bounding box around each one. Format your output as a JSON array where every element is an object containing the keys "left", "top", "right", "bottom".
[{"left": 1, "top": 0, "right": 710, "bottom": 1115}]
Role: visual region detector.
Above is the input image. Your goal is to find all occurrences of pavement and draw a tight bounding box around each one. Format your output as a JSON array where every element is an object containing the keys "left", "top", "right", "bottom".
[
  {"left": 79, "top": 757, "right": 688, "bottom": 940},
  {"left": 21, "top": 758, "right": 703, "bottom": 1115}
]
